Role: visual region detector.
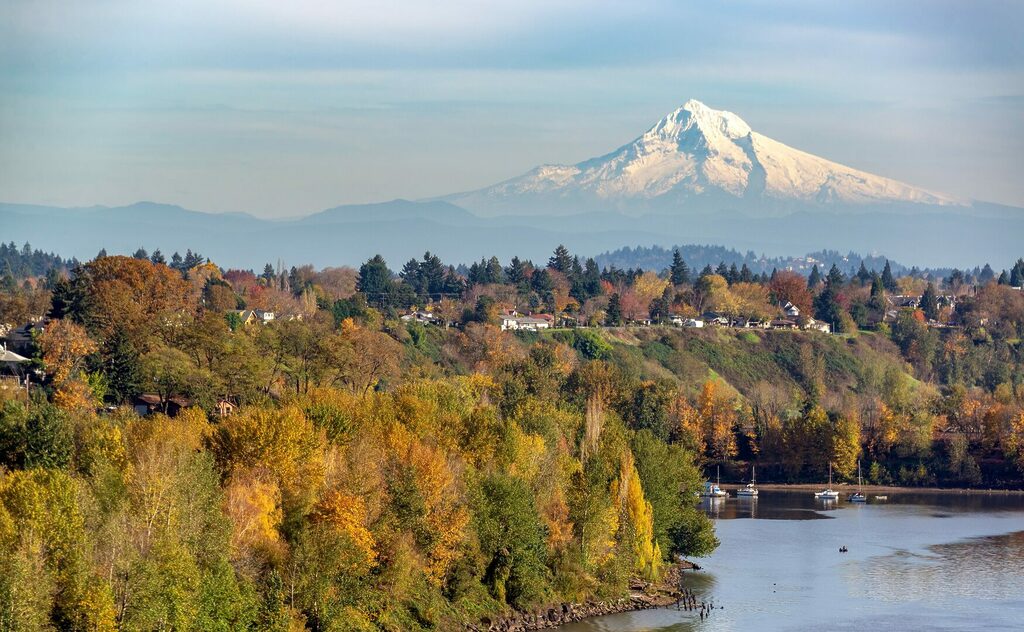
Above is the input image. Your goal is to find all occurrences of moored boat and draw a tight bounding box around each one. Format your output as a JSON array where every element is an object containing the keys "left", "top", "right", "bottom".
[
  {"left": 736, "top": 465, "right": 759, "bottom": 497},
  {"left": 700, "top": 466, "right": 729, "bottom": 498},
  {"left": 848, "top": 460, "right": 866, "bottom": 503},
  {"left": 814, "top": 462, "right": 840, "bottom": 500}
]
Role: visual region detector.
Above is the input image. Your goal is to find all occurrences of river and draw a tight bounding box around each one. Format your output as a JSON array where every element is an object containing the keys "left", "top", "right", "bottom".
[{"left": 558, "top": 490, "right": 1024, "bottom": 631}]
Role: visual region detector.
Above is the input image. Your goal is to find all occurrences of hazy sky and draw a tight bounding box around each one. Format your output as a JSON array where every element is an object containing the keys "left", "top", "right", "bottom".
[{"left": 1, "top": 0, "right": 1022, "bottom": 217}]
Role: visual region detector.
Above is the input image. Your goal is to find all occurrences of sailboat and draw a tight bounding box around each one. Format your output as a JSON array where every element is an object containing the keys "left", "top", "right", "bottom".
[
  {"left": 700, "top": 466, "right": 729, "bottom": 498},
  {"left": 848, "top": 461, "right": 867, "bottom": 503},
  {"left": 814, "top": 462, "right": 840, "bottom": 500},
  {"left": 736, "top": 465, "right": 759, "bottom": 497}
]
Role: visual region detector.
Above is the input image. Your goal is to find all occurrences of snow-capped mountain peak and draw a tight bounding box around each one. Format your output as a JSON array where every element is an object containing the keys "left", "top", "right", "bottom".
[{"left": 445, "top": 99, "right": 963, "bottom": 216}]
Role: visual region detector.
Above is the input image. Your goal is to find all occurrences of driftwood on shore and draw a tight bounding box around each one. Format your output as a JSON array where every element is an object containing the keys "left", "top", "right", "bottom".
[{"left": 466, "top": 563, "right": 693, "bottom": 631}]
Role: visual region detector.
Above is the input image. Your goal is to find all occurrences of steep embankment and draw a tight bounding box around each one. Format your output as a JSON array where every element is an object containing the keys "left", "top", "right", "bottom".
[{"left": 596, "top": 327, "right": 915, "bottom": 402}]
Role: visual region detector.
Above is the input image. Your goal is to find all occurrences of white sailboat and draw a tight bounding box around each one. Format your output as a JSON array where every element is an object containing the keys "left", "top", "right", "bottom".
[
  {"left": 814, "top": 462, "right": 840, "bottom": 500},
  {"left": 736, "top": 465, "right": 759, "bottom": 497},
  {"left": 700, "top": 466, "right": 729, "bottom": 498},
  {"left": 848, "top": 460, "right": 867, "bottom": 503}
]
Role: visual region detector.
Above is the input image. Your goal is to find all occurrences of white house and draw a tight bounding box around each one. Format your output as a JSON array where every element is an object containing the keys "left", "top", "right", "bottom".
[
  {"left": 802, "top": 318, "right": 832, "bottom": 334},
  {"left": 500, "top": 315, "right": 551, "bottom": 332},
  {"left": 783, "top": 302, "right": 801, "bottom": 318},
  {"left": 683, "top": 318, "right": 705, "bottom": 328},
  {"left": 232, "top": 309, "right": 276, "bottom": 325},
  {"left": 401, "top": 310, "right": 438, "bottom": 325}
]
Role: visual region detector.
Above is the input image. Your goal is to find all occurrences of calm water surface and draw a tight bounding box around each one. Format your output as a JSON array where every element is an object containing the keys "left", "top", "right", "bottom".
[{"left": 559, "top": 490, "right": 1024, "bottom": 631}]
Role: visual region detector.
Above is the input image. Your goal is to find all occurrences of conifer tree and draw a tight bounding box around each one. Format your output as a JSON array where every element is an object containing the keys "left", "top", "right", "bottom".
[
  {"left": 669, "top": 249, "right": 690, "bottom": 285},
  {"left": 881, "top": 260, "right": 897, "bottom": 292}
]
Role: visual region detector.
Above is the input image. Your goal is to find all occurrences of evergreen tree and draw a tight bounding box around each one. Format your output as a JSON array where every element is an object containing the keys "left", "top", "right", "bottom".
[
  {"left": 813, "top": 284, "right": 845, "bottom": 331},
  {"left": 826, "top": 264, "right": 845, "bottom": 288},
  {"left": 649, "top": 287, "right": 673, "bottom": 324},
  {"left": 739, "top": 263, "right": 753, "bottom": 283},
  {"left": 605, "top": 293, "right": 623, "bottom": 326},
  {"left": 548, "top": 245, "right": 573, "bottom": 274},
  {"left": 150, "top": 249, "right": 166, "bottom": 265},
  {"left": 132, "top": 247, "right": 149, "bottom": 260},
  {"left": 856, "top": 262, "right": 872, "bottom": 286},
  {"left": 400, "top": 258, "right": 422, "bottom": 292},
  {"left": 261, "top": 263, "right": 275, "bottom": 282},
  {"left": 669, "top": 249, "right": 690, "bottom": 285},
  {"left": 727, "top": 263, "right": 740, "bottom": 285},
  {"left": 357, "top": 255, "right": 393, "bottom": 298},
  {"left": 96, "top": 248, "right": 108, "bottom": 259},
  {"left": 699, "top": 264, "right": 714, "bottom": 279},
  {"left": 715, "top": 262, "right": 729, "bottom": 278},
  {"left": 1011, "top": 258, "right": 1024, "bottom": 287},
  {"left": 485, "top": 256, "right": 505, "bottom": 284},
  {"left": 506, "top": 257, "right": 528, "bottom": 285},
  {"left": 807, "top": 265, "right": 822, "bottom": 289},
  {"left": 530, "top": 268, "right": 554, "bottom": 294},
  {"left": 979, "top": 263, "right": 995, "bottom": 284},
  {"left": 998, "top": 270, "right": 1010, "bottom": 285},
  {"left": 881, "top": 260, "right": 897, "bottom": 292},
  {"left": 920, "top": 283, "right": 939, "bottom": 321},
  {"left": 103, "top": 327, "right": 142, "bottom": 403}
]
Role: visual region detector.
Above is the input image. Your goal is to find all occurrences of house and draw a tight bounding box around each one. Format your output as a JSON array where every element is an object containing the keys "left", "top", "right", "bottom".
[
  {"left": 134, "top": 394, "right": 192, "bottom": 417},
  {"left": 2, "top": 321, "right": 44, "bottom": 356},
  {"left": 888, "top": 295, "right": 920, "bottom": 309},
  {"left": 401, "top": 310, "right": 439, "bottom": 325},
  {"left": 783, "top": 302, "right": 801, "bottom": 318},
  {"left": 769, "top": 318, "right": 799, "bottom": 330},
  {"left": 802, "top": 318, "right": 832, "bottom": 334},
  {"left": 231, "top": 309, "right": 276, "bottom": 326},
  {"left": 500, "top": 314, "right": 552, "bottom": 332},
  {"left": 682, "top": 318, "right": 705, "bottom": 328},
  {"left": 215, "top": 399, "right": 236, "bottom": 417},
  {"left": 1, "top": 345, "right": 31, "bottom": 381}
]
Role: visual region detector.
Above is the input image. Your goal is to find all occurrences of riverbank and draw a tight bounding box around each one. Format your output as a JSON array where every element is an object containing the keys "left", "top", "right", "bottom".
[
  {"left": 466, "top": 562, "right": 697, "bottom": 631},
  {"left": 720, "top": 482, "right": 1024, "bottom": 495}
]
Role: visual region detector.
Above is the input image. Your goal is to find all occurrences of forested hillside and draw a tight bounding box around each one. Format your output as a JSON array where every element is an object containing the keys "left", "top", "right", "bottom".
[{"left": 1, "top": 247, "right": 1023, "bottom": 630}]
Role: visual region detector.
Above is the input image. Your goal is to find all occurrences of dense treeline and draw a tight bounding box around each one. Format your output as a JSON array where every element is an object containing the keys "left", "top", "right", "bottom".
[
  {"left": 1, "top": 242, "right": 76, "bottom": 283},
  {"left": 0, "top": 254, "right": 717, "bottom": 631}
]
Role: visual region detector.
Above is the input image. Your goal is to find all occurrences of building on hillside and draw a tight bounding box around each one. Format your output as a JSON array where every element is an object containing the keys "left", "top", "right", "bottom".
[
  {"left": 783, "top": 302, "right": 801, "bottom": 318},
  {"left": 401, "top": 310, "right": 440, "bottom": 325},
  {"left": 500, "top": 313, "right": 552, "bottom": 332},
  {"left": 682, "top": 318, "right": 705, "bottom": 328},
  {"left": 232, "top": 309, "right": 276, "bottom": 326},
  {"left": 769, "top": 318, "right": 799, "bottom": 330},
  {"left": 215, "top": 399, "right": 236, "bottom": 417},
  {"left": 134, "top": 394, "right": 192, "bottom": 417},
  {"left": 888, "top": 295, "right": 920, "bottom": 309},
  {"left": 802, "top": 318, "right": 832, "bottom": 334}
]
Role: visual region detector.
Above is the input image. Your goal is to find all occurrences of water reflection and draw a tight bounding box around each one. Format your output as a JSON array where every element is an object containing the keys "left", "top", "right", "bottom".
[
  {"left": 559, "top": 491, "right": 1024, "bottom": 631},
  {"left": 846, "top": 530, "right": 1024, "bottom": 602}
]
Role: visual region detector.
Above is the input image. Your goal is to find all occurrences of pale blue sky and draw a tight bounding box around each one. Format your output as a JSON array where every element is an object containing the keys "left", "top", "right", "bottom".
[{"left": 1, "top": 0, "right": 1022, "bottom": 217}]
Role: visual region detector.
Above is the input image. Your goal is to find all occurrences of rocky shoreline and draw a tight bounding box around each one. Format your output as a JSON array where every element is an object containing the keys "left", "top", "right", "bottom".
[{"left": 467, "top": 563, "right": 693, "bottom": 631}]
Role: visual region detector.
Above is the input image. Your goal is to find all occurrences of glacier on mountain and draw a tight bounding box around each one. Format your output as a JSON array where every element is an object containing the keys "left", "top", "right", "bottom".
[{"left": 445, "top": 99, "right": 962, "bottom": 215}]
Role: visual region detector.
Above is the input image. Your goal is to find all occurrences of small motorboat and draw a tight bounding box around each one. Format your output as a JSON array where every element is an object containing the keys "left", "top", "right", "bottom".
[
  {"left": 848, "top": 461, "right": 866, "bottom": 503},
  {"left": 814, "top": 462, "right": 840, "bottom": 500},
  {"left": 736, "top": 465, "right": 759, "bottom": 497},
  {"left": 874, "top": 495, "right": 888, "bottom": 501}
]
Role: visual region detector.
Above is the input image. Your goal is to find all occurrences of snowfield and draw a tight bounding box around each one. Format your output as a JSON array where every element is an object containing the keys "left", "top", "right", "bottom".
[{"left": 447, "top": 99, "right": 963, "bottom": 215}]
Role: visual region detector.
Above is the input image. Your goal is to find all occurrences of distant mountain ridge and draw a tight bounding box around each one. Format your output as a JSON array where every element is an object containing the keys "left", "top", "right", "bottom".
[{"left": 444, "top": 99, "right": 964, "bottom": 216}]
